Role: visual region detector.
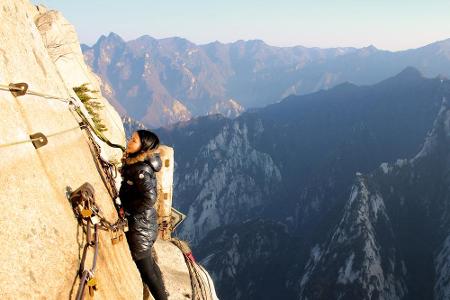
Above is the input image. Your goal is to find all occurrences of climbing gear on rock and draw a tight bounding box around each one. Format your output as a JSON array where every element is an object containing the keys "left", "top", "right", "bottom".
[
  {"left": 70, "top": 182, "right": 129, "bottom": 300},
  {"left": 8, "top": 82, "right": 28, "bottom": 96},
  {"left": 76, "top": 109, "right": 121, "bottom": 200},
  {"left": 0, "top": 126, "right": 81, "bottom": 149},
  {"left": 0, "top": 81, "right": 204, "bottom": 298},
  {"left": 72, "top": 188, "right": 100, "bottom": 300},
  {"left": 0, "top": 82, "right": 71, "bottom": 103},
  {"left": 0, "top": 81, "right": 125, "bottom": 151}
]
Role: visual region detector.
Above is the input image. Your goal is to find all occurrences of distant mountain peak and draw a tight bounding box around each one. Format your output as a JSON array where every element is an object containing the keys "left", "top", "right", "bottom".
[
  {"left": 395, "top": 66, "right": 423, "bottom": 79},
  {"left": 232, "top": 39, "right": 267, "bottom": 47},
  {"left": 357, "top": 44, "right": 379, "bottom": 56},
  {"left": 329, "top": 81, "right": 358, "bottom": 93},
  {"left": 107, "top": 32, "right": 122, "bottom": 39},
  {"left": 422, "top": 37, "right": 450, "bottom": 50},
  {"left": 248, "top": 39, "right": 266, "bottom": 45},
  {"left": 134, "top": 34, "right": 156, "bottom": 42},
  {"left": 97, "top": 32, "right": 124, "bottom": 45},
  {"left": 159, "top": 36, "right": 193, "bottom": 45}
]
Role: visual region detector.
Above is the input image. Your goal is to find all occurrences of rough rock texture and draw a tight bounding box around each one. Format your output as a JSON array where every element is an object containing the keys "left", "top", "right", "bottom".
[
  {"left": 155, "top": 69, "right": 450, "bottom": 299},
  {"left": 172, "top": 117, "right": 282, "bottom": 243},
  {"left": 299, "top": 175, "right": 407, "bottom": 300},
  {"left": 0, "top": 1, "right": 141, "bottom": 299},
  {"left": 0, "top": 2, "right": 217, "bottom": 299},
  {"left": 298, "top": 97, "right": 450, "bottom": 300},
  {"left": 34, "top": 6, "right": 126, "bottom": 162}
]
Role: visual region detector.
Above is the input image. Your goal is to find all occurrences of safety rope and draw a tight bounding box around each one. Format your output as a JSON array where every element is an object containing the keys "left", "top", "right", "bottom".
[
  {"left": 79, "top": 114, "right": 120, "bottom": 200},
  {"left": 70, "top": 183, "right": 129, "bottom": 300},
  {"left": 197, "top": 265, "right": 214, "bottom": 299},
  {"left": 0, "top": 82, "right": 197, "bottom": 299},
  {"left": 0, "top": 125, "right": 81, "bottom": 148},
  {"left": 0, "top": 82, "right": 125, "bottom": 202},
  {"left": 0, "top": 83, "right": 71, "bottom": 103},
  {"left": 1, "top": 81, "right": 126, "bottom": 229},
  {"left": 0, "top": 82, "right": 125, "bottom": 151},
  {"left": 171, "top": 239, "right": 213, "bottom": 300}
]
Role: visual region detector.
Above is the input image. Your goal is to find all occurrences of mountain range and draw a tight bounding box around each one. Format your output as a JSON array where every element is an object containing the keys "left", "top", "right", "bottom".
[
  {"left": 83, "top": 33, "right": 450, "bottom": 128},
  {"left": 149, "top": 68, "right": 450, "bottom": 299}
]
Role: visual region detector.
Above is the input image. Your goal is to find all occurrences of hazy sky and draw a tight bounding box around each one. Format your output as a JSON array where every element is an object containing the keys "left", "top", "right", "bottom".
[{"left": 35, "top": 0, "right": 450, "bottom": 51}]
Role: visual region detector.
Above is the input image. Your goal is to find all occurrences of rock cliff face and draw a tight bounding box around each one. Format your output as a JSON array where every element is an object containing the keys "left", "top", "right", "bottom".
[
  {"left": 299, "top": 175, "right": 407, "bottom": 300},
  {"left": 299, "top": 97, "right": 450, "bottom": 299},
  {"left": 157, "top": 69, "right": 446, "bottom": 245},
  {"left": 0, "top": 2, "right": 217, "bottom": 299}
]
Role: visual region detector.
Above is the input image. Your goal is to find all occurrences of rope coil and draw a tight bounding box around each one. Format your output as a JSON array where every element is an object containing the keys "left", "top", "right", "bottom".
[{"left": 171, "top": 239, "right": 214, "bottom": 300}]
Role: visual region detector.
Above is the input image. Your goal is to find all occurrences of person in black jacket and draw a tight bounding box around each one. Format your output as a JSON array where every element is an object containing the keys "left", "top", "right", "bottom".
[{"left": 119, "top": 130, "right": 168, "bottom": 300}]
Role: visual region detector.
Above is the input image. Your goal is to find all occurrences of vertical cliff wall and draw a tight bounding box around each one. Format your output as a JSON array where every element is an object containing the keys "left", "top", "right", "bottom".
[
  {"left": 0, "top": 1, "right": 218, "bottom": 299},
  {"left": 0, "top": 1, "right": 143, "bottom": 299}
]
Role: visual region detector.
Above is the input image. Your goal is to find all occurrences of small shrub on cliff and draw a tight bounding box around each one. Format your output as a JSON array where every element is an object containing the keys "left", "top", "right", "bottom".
[{"left": 73, "top": 83, "right": 107, "bottom": 132}]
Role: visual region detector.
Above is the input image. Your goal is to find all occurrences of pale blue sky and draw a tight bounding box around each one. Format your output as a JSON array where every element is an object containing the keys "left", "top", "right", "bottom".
[{"left": 35, "top": 0, "right": 450, "bottom": 51}]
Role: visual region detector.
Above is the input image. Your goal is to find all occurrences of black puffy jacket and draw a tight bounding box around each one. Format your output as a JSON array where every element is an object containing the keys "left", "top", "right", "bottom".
[{"left": 119, "top": 150, "right": 162, "bottom": 260}]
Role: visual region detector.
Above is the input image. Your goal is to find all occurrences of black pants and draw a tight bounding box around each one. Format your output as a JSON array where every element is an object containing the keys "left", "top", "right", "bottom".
[{"left": 135, "top": 254, "right": 168, "bottom": 300}]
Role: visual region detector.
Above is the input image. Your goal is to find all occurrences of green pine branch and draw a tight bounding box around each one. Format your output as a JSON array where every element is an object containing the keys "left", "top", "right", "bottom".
[{"left": 73, "top": 83, "right": 108, "bottom": 132}]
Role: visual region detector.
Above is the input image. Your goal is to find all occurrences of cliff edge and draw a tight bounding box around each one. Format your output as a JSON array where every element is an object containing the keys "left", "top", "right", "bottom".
[{"left": 0, "top": 1, "right": 217, "bottom": 299}]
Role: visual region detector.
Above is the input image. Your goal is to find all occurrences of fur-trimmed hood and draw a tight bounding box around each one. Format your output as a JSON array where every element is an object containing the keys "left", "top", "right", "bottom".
[{"left": 122, "top": 148, "right": 162, "bottom": 171}]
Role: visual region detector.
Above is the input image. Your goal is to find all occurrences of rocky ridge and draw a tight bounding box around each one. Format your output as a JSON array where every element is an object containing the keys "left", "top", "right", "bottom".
[
  {"left": 84, "top": 33, "right": 450, "bottom": 128},
  {"left": 156, "top": 69, "right": 450, "bottom": 299}
]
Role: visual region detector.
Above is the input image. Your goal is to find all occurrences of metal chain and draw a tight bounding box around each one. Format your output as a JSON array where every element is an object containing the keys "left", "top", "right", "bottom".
[
  {"left": 0, "top": 125, "right": 81, "bottom": 148},
  {"left": 70, "top": 183, "right": 128, "bottom": 300},
  {"left": 0, "top": 83, "right": 71, "bottom": 103},
  {"left": 81, "top": 118, "right": 120, "bottom": 200},
  {"left": 75, "top": 222, "right": 99, "bottom": 300},
  {"left": 0, "top": 82, "right": 125, "bottom": 151}
]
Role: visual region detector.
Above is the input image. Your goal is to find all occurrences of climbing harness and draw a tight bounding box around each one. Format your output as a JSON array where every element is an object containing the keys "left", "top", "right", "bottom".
[
  {"left": 171, "top": 238, "right": 214, "bottom": 300},
  {"left": 70, "top": 183, "right": 129, "bottom": 300}
]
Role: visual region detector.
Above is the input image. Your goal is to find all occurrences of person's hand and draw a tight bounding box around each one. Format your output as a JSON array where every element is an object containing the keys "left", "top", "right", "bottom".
[{"left": 119, "top": 207, "right": 125, "bottom": 218}]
